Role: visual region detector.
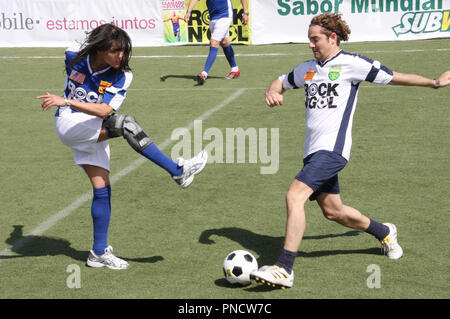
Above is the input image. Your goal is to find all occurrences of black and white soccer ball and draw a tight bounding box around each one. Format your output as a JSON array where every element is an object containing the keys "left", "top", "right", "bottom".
[{"left": 223, "top": 250, "right": 258, "bottom": 286}]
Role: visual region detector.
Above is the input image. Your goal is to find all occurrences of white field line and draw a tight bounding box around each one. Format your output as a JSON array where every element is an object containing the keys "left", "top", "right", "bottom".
[
  {"left": 0, "top": 88, "right": 247, "bottom": 259},
  {"left": 0, "top": 48, "right": 449, "bottom": 59},
  {"left": 0, "top": 53, "right": 288, "bottom": 59}
]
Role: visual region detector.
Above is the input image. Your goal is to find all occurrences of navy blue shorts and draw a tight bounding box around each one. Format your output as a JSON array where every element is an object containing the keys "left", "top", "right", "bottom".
[{"left": 295, "top": 150, "right": 348, "bottom": 201}]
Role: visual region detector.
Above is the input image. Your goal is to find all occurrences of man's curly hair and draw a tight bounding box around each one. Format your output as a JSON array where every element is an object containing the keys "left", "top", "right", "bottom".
[{"left": 310, "top": 13, "right": 351, "bottom": 45}]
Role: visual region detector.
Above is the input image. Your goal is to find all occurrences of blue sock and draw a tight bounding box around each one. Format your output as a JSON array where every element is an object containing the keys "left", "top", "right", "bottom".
[
  {"left": 365, "top": 218, "right": 390, "bottom": 241},
  {"left": 140, "top": 143, "right": 182, "bottom": 176},
  {"left": 204, "top": 46, "right": 218, "bottom": 73},
  {"left": 223, "top": 45, "right": 237, "bottom": 68},
  {"left": 275, "top": 248, "right": 297, "bottom": 274},
  {"left": 91, "top": 185, "right": 111, "bottom": 255}
]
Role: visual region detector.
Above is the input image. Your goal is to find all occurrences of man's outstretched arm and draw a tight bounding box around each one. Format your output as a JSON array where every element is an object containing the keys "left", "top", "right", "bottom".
[{"left": 390, "top": 70, "right": 450, "bottom": 89}]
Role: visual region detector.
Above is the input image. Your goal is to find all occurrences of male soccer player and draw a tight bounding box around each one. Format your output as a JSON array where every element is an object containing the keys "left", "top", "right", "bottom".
[
  {"left": 251, "top": 13, "right": 450, "bottom": 289},
  {"left": 185, "top": 0, "right": 249, "bottom": 85}
]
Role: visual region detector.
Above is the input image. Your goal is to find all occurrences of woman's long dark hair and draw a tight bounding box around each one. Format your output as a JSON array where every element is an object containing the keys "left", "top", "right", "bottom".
[{"left": 66, "top": 23, "right": 132, "bottom": 72}]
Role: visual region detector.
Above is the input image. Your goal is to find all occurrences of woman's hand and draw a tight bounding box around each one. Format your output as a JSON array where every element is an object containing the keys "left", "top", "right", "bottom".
[{"left": 37, "top": 92, "right": 65, "bottom": 111}]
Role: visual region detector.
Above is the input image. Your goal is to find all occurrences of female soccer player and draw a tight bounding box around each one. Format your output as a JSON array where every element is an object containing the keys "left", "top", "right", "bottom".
[{"left": 38, "top": 23, "right": 208, "bottom": 270}]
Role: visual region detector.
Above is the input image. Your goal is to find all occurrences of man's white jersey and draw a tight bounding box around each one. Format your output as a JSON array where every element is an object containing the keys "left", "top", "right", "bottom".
[{"left": 280, "top": 50, "right": 393, "bottom": 161}]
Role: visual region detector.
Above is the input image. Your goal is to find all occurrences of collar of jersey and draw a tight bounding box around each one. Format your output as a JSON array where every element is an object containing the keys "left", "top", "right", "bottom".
[
  {"left": 317, "top": 49, "right": 343, "bottom": 67},
  {"left": 87, "top": 54, "right": 112, "bottom": 76}
]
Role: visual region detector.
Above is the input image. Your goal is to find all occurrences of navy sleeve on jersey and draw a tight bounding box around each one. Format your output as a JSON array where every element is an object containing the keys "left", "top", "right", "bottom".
[
  {"left": 345, "top": 53, "right": 393, "bottom": 85},
  {"left": 357, "top": 54, "right": 393, "bottom": 83},
  {"left": 287, "top": 71, "right": 299, "bottom": 89},
  {"left": 279, "top": 61, "right": 313, "bottom": 90}
]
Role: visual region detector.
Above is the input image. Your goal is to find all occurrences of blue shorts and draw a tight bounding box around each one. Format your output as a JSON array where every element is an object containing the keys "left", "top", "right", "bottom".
[{"left": 295, "top": 150, "right": 348, "bottom": 201}]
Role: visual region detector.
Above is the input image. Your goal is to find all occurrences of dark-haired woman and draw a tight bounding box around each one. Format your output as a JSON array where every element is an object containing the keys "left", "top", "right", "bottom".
[{"left": 38, "top": 23, "right": 207, "bottom": 270}]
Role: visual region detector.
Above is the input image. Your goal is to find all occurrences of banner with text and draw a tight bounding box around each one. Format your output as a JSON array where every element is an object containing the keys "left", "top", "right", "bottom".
[
  {"left": 252, "top": 0, "right": 450, "bottom": 44},
  {"left": 183, "top": 0, "right": 250, "bottom": 44},
  {"left": 0, "top": 0, "right": 163, "bottom": 47},
  {"left": 0, "top": 0, "right": 448, "bottom": 47}
]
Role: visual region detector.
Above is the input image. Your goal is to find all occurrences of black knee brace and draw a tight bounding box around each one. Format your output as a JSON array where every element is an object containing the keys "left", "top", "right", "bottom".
[{"left": 103, "top": 114, "right": 152, "bottom": 152}]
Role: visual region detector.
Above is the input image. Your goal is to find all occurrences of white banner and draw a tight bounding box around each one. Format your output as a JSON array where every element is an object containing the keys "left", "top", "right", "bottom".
[
  {"left": 0, "top": 0, "right": 163, "bottom": 47},
  {"left": 252, "top": 0, "right": 450, "bottom": 44},
  {"left": 0, "top": 0, "right": 449, "bottom": 47}
]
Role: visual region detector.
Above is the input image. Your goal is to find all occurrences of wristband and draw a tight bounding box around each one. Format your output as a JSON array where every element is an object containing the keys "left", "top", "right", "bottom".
[
  {"left": 433, "top": 78, "right": 440, "bottom": 89},
  {"left": 64, "top": 98, "right": 71, "bottom": 106},
  {"left": 243, "top": 12, "right": 249, "bottom": 15}
]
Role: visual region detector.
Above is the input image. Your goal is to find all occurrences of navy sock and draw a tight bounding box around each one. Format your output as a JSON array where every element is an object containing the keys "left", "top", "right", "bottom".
[
  {"left": 365, "top": 218, "right": 390, "bottom": 241},
  {"left": 91, "top": 185, "right": 111, "bottom": 255},
  {"left": 275, "top": 248, "right": 297, "bottom": 274},
  {"left": 204, "top": 46, "right": 218, "bottom": 73},
  {"left": 223, "top": 45, "right": 237, "bottom": 68},
  {"left": 140, "top": 143, "right": 182, "bottom": 176}
]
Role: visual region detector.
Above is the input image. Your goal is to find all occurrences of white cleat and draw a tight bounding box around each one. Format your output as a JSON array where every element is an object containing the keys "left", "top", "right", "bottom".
[
  {"left": 173, "top": 150, "right": 208, "bottom": 188},
  {"left": 250, "top": 265, "right": 294, "bottom": 289},
  {"left": 86, "top": 245, "right": 129, "bottom": 270},
  {"left": 381, "top": 223, "right": 403, "bottom": 259},
  {"left": 197, "top": 72, "right": 207, "bottom": 85}
]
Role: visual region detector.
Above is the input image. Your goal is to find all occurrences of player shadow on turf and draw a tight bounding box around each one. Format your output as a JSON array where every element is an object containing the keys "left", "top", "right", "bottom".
[
  {"left": 160, "top": 74, "right": 225, "bottom": 85},
  {"left": 199, "top": 227, "right": 373, "bottom": 264},
  {"left": 199, "top": 227, "right": 380, "bottom": 289},
  {"left": 160, "top": 74, "right": 197, "bottom": 82},
  {"left": 0, "top": 225, "right": 164, "bottom": 264}
]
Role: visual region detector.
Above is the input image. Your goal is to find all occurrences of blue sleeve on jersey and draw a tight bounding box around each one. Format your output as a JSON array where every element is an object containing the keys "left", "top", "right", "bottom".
[
  {"left": 102, "top": 74, "right": 124, "bottom": 105},
  {"left": 103, "top": 88, "right": 127, "bottom": 107},
  {"left": 65, "top": 50, "right": 77, "bottom": 67},
  {"left": 64, "top": 50, "right": 78, "bottom": 76},
  {"left": 102, "top": 71, "right": 133, "bottom": 111}
]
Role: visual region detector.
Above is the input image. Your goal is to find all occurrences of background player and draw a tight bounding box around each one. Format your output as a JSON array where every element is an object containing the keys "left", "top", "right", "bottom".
[
  {"left": 38, "top": 23, "right": 208, "bottom": 270},
  {"left": 251, "top": 13, "right": 450, "bottom": 289},
  {"left": 184, "top": 0, "right": 249, "bottom": 85}
]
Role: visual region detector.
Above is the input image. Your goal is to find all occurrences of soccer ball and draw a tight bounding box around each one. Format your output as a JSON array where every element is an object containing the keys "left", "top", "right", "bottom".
[{"left": 222, "top": 250, "right": 258, "bottom": 286}]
